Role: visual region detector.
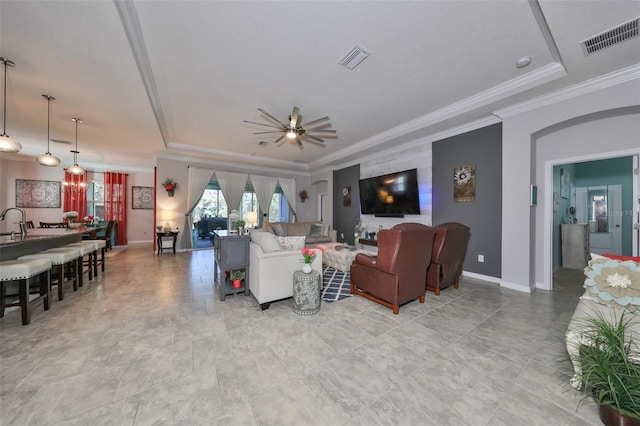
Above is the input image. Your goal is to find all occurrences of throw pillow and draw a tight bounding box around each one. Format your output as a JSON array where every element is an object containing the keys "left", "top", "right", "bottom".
[
  {"left": 250, "top": 231, "right": 281, "bottom": 253},
  {"left": 322, "top": 224, "right": 331, "bottom": 237},
  {"left": 310, "top": 223, "right": 324, "bottom": 237},
  {"left": 583, "top": 256, "right": 640, "bottom": 314},
  {"left": 275, "top": 236, "right": 306, "bottom": 251},
  {"left": 272, "top": 223, "right": 286, "bottom": 237}
]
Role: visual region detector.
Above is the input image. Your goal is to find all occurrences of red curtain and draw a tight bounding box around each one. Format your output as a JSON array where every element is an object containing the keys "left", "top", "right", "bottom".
[
  {"left": 104, "top": 172, "right": 127, "bottom": 245},
  {"left": 63, "top": 171, "right": 87, "bottom": 219}
]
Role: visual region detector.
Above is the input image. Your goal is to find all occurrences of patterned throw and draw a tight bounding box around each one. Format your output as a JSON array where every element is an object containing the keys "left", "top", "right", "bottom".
[{"left": 322, "top": 265, "right": 352, "bottom": 302}]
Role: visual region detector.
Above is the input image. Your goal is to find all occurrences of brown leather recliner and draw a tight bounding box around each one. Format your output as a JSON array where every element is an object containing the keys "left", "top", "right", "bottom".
[
  {"left": 350, "top": 222, "right": 435, "bottom": 314},
  {"left": 426, "top": 222, "right": 470, "bottom": 296}
]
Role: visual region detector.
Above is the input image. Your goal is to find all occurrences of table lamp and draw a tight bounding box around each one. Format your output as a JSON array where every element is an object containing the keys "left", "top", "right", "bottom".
[
  {"left": 247, "top": 211, "right": 258, "bottom": 229},
  {"left": 162, "top": 209, "right": 173, "bottom": 232}
]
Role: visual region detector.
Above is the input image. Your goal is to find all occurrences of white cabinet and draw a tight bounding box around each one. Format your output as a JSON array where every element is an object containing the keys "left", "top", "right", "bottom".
[{"left": 561, "top": 224, "right": 590, "bottom": 270}]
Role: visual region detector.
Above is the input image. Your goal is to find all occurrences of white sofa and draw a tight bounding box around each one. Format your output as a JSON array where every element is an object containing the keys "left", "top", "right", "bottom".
[
  {"left": 565, "top": 254, "right": 640, "bottom": 389},
  {"left": 249, "top": 232, "right": 323, "bottom": 310}
]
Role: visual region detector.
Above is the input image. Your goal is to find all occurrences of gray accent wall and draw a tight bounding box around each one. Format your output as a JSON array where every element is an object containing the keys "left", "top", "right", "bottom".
[
  {"left": 333, "top": 164, "right": 361, "bottom": 246},
  {"left": 432, "top": 123, "right": 502, "bottom": 278}
]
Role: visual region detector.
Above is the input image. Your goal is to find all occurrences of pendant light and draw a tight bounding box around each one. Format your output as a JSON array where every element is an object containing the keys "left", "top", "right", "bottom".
[
  {"left": 66, "top": 117, "right": 85, "bottom": 175},
  {"left": 36, "top": 94, "right": 60, "bottom": 167},
  {"left": 0, "top": 57, "right": 21, "bottom": 153}
]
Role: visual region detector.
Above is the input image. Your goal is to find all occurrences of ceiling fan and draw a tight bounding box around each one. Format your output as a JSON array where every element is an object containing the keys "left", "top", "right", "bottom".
[{"left": 243, "top": 106, "right": 336, "bottom": 149}]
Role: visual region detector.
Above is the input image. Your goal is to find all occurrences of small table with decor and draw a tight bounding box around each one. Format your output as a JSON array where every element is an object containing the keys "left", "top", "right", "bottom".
[
  {"left": 292, "top": 269, "right": 321, "bottom": 315},
  {"left": 213, "top": 230, "right": 250, "bottom": 301},
  {"left": 157, "top": 231, "right": 179, "bottom": 255}
]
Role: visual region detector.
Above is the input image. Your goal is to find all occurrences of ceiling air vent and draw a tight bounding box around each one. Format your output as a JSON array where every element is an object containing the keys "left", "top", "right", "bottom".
[
  {"left": 581, "top": 17, "right": 639, "bottom": 56},
  {"left": 338, "top": 45, "right": 370, "bottom": 70}
]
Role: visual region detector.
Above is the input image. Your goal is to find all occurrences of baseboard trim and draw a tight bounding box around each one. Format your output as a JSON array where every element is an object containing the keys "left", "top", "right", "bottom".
[
  {"left": 500, "top": 280, "right": 533, "bottom": 293},
  {"left": 462, "top": 271, "right": 501, "bottom": 284}
]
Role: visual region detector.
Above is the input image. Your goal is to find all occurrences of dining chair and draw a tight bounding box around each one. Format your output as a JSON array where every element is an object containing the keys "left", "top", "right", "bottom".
[{"left": 39, "top": 222, "right": 68, "bottom": 228}]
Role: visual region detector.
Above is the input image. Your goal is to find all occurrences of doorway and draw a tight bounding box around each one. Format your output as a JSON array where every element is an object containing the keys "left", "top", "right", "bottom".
[{"left": 574, "top": 184, "right": 622, "bottom": 255}]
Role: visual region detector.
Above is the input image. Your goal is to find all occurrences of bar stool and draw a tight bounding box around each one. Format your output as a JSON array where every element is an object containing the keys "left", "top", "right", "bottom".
[
  {"left": 69, "top": 239, "right": 106, "bottom": 278},
  {"left": 63, "top": 243, "right": 94, "bottom": 283},
  {"left": 0, "top": 259, "right": 51, "bottom": 325},
  {"left": 18, "top": 247, "right": 81, "bottom": 301}
]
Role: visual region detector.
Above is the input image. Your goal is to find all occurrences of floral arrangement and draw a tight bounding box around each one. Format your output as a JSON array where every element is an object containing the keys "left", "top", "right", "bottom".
[
  {"left": 299, "top": 190, "right": 308, "bottom": 202},
  {"left": 301, "top": 248, "right": 316, "bottom": 264},
  {"left": 84, "top": 215, "right": 100, "bottom": 225},
  {"left": 62, "top": 211, "right": 79, "bottom": 221},
  {"left": 163, "top": 179, "right": 177, "bottom": 196}
]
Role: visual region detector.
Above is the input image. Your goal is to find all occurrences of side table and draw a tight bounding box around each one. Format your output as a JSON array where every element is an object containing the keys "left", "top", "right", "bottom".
[
  {"left": 156, "top": 231, "right": 179, "bottom": 255},
  {"left": 213, "top": 230, "right": 250, "bottom": 301},
  {"left": 292, "top": 270, "right": 321, "bottom": 315}
]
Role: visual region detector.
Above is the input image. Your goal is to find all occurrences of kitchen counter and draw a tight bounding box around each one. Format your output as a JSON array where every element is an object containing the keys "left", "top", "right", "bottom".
[{"left": 0, "top": 228, "right": 86, "bottom": 260}]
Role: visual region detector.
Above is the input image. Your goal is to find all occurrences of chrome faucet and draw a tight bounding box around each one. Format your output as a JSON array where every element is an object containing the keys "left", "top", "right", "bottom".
[{"left": 0, "top": 207, "right": 28, "bottom": 238}]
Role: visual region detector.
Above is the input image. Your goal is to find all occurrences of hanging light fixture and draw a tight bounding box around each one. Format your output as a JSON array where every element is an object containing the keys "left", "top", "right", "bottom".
[
  {"left": 36, "top": 94, "right": 60, "bottom": 167},
  {"left": 0, "top": 57, "right": 21, "bottom": 153},
  {"left": 66, "top": 117, "right": 85, "bottom": 175}
]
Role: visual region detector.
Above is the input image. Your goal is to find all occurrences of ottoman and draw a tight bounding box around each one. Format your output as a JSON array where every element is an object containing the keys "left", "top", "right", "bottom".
[{"left": 323, "top": 245, "right": 368, "bottom": 272}]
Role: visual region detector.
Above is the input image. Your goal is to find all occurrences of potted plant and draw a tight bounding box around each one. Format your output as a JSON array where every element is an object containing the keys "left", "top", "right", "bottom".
[
  {"left": 563, "top": 312, "right": 640, "bottom": 425},
  {"left": 230, "top": 270, "right": 244, "bottom": 288},
  {"left": 235, "top": 220, "right": 246, "bottom": 233}
]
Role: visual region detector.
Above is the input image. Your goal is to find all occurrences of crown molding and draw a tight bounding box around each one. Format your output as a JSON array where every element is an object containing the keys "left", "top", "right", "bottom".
[
  {"left": 311, "top": 62, "right": 565, "bottom": 170},
  {"left": 156, "top": 150, "right": 312, "bottom": 177},
  {"left": 493, "top": 64, "right": 640, "bottom": 118}
]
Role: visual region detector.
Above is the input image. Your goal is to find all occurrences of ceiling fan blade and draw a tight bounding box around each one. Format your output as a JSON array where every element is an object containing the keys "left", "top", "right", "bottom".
[
  {"left": 301, "top": 116, "right": 329, "bottom": 128},
  {"left": 305, "top": 139, "right": 326, "bottom": 148},
  {"left": 295, "top": 136, "right": 304, "bottom": 150},
  {"left": 308, "top": 129, "right": 336, "bottom": 134},
  {"left": 305, "top": 134, "right": 325, "bottom": 143},
  {"left": 243, "top": 120, "right": 282, "bottom": 129},
  {"left": 290, "top": 106, "right": 300, "bottom": 127},
  {"left": 258, "top": 108, "right": 287, "bottom": 127},
  {"left": 253, "top": 131, "right": 284, "bottom": 134},
  {"left": 273, "top": 134, "right": 285, "bottom": 145}
]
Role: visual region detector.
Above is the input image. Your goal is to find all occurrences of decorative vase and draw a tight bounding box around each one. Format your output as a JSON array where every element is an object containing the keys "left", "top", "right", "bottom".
[
  {"left": 302, "top": 263, "right": 312, "bottom": 274},
  {"left": 168, "top": 190, "right": 174, "bottom": 197}
]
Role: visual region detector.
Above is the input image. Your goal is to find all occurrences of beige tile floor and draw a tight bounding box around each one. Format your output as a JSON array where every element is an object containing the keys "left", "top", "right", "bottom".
[{"left": 0, "top": 244, "right": 600, "bottom": 425}]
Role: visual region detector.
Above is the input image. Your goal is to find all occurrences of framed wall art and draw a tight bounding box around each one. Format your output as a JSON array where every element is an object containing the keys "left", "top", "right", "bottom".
[
  {"left": 453, "top": 164, "right": 475, "bottom": 203},
  {"left": 16, "top": 179, "right": 61, "bottom": 208},
  {"left": 342, "top": 186, "right": 351, "bottom": 207},
  {"left": 132, "top": 186, "right": 154, "bottom": 209}
]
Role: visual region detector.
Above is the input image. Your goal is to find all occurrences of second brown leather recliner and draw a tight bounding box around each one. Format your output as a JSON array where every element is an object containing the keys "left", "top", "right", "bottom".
[
  {"left": 350, "top": 222, "right": 436, "bottom": 314},
  {"left": 426, "top": 222, "right": 471, "bottom": 295}
]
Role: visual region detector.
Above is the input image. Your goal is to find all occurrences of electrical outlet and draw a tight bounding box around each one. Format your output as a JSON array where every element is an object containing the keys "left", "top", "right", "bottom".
[{"left": 478, "top": 254, "right": 485, "bottom": 263}]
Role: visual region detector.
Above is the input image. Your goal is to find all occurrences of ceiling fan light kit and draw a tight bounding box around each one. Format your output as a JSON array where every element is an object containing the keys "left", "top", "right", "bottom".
[
  {"left": 36, "top": 94, "right": 61, "bottom": 167},
  {"left": 0, "top": 57, "right": 22, "bottom": 153},
  {"left": 244, "top": 106, "right": 336, "bottom": 150}
]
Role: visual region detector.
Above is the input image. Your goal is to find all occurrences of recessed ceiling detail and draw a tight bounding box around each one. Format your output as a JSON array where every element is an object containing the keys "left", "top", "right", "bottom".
[
  {"left": 581, "top": 17, "right": 639, "bottom": 56},
  {"left": 338, "top": 45, "right": 370, "bottom": 70}
]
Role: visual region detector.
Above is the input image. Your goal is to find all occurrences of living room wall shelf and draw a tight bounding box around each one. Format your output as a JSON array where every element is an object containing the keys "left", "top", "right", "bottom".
[{"left": 213, "top": 230, "right": 250, "bottom": 301}]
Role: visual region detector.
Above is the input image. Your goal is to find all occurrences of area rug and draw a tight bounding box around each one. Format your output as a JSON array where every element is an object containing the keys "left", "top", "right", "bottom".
[{"left": 322, "top": 265, "right": 353, "bottom": 302}]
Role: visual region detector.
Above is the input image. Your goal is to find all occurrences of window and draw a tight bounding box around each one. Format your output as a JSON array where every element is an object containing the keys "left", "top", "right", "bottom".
[
  {"left": 193, "top": 181, "right": 290, "bottom": 225},
  {"left": 86, "top": 181, "right": 104, "bottom": 218},
  {"left": 268, "top": 185, "right": 290, "bottom": 222}
]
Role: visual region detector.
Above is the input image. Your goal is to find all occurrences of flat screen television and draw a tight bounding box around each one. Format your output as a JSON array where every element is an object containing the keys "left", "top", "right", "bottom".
[{"left": 358, "top": 168, "right": 421, "bottom": 217}]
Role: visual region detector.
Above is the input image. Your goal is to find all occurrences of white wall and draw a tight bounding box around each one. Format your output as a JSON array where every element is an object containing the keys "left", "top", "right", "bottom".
[
  {"left": 0, "top": 157, "right": 154, "bottom": 243},
  {"left": 502, "top": 77, "right": 640, "bottom": 292}
]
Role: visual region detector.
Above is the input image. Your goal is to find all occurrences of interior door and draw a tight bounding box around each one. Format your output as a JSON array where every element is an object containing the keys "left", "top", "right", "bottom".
[{"left": 575, "top": 185, "right": 622, "bottom": 255}]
